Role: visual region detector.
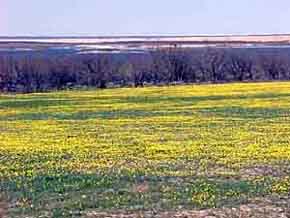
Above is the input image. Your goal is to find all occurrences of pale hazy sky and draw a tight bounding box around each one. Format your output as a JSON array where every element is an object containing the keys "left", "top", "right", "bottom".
[{"left": 2, "top": 0, "right": 290, "bottom": 36}]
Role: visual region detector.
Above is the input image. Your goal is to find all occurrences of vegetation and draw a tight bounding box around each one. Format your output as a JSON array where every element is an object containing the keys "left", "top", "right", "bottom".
[
  {"left": 1, "top": 47, "right": 290, "bottom": 92},
  {"left": 1, "top": 82, "right": 290, "bottom": 217}
]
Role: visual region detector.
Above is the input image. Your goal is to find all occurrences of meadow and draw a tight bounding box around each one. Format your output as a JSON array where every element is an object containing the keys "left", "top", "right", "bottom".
[{"left": 1, "top": 82, "right": 290, "bottom": 217}]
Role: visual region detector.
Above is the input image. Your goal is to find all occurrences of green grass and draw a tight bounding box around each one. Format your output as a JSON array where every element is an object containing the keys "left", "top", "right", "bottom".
[{"left": 1, "top": 82, "right": 290, "bottom": 217}]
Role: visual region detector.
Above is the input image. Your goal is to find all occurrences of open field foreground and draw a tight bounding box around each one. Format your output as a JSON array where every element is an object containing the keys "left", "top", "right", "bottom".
[{"left": 1, "top": 82, "right": 290, "bottom": 217}]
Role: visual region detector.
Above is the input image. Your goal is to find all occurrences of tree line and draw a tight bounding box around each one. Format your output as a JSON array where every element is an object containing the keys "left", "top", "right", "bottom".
[{"left": 1, "top": 47, "right": 290, "bottom": 92}]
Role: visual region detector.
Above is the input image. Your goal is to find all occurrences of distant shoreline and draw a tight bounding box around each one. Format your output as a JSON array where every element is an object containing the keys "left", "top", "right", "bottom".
[
  {"left": 1, "top": 34, "right": 290, "bottom": 45},
  {"left": 1, "top": 34, "right": 290, "bottom": 55}
]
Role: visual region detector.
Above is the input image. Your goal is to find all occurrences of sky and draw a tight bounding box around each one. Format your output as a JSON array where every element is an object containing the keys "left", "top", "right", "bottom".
[{"left": 2, "top": 0, "right": 290, "bottom": 36}]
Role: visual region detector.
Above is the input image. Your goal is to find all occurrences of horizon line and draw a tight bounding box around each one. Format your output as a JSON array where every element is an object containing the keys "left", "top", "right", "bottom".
[{"left": 1, "top": 33, "right": 290, "bottom": 38}]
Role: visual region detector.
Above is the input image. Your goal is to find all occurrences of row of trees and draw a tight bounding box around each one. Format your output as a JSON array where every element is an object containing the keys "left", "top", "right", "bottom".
[{"left": 1, "top": 47, "right": 290, "bottom": 92}]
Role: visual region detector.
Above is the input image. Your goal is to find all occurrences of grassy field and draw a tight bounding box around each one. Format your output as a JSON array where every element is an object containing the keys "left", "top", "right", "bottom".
[{"left": 1, "top": 82, "right": 290, "bottom": 217}]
